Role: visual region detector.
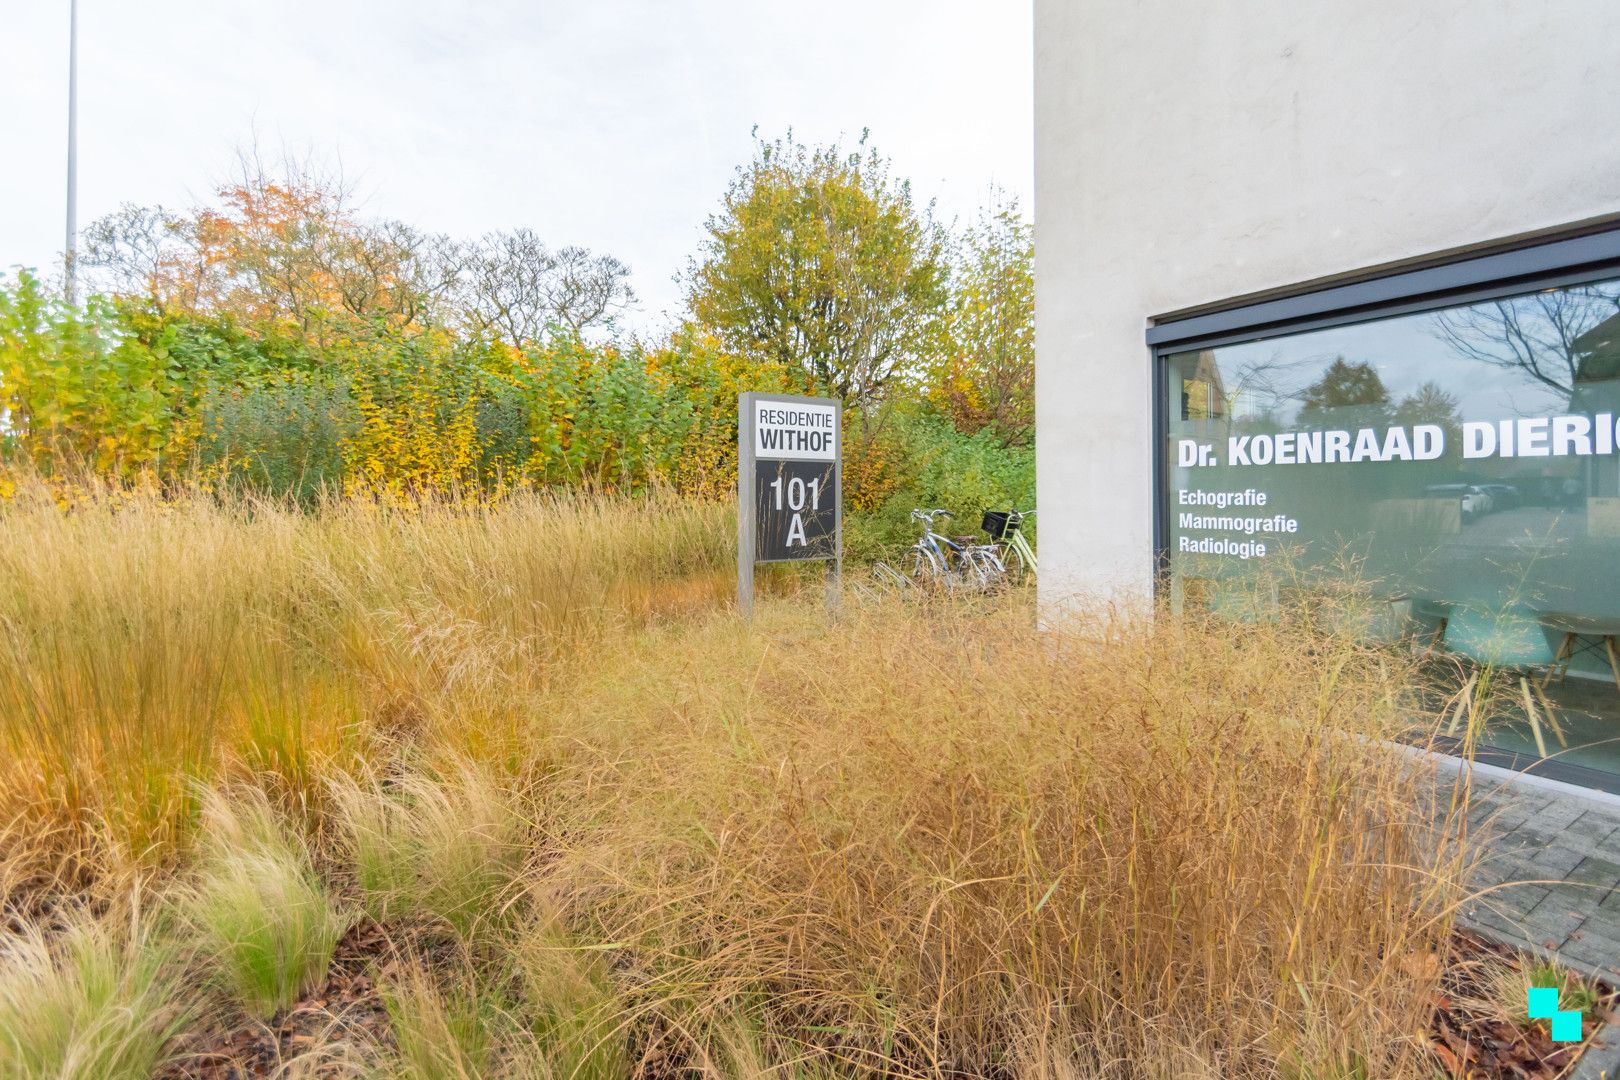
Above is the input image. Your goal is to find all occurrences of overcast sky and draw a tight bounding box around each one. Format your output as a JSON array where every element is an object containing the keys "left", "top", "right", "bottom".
[{"left": 2, "top": 0, "right": 1033, "bottom": 333}]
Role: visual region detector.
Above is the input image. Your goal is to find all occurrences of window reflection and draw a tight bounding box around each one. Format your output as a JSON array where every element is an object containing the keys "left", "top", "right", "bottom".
[{"left": 1163, "top": 277, "right": 1620, "bottom": 786}]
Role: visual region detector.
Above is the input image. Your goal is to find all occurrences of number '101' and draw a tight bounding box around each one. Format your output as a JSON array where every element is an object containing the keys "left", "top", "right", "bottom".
[{"left": 768, "top": 475, "right": 822, "bottom": 511}]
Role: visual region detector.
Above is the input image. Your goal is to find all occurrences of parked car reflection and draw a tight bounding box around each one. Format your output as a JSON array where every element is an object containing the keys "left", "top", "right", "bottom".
[{"left": 1424, "top": 483, "right": 1492, "bottom": 522}]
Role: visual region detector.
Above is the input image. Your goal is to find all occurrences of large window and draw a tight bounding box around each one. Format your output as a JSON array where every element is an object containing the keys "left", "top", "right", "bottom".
[{"left": 1158, "top": 259, "right": 1620, "bottom": 790}]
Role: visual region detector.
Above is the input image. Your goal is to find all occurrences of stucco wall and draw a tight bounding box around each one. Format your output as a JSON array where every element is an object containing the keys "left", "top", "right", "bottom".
[{"left": 1034, "top": 0, "right": 1620, "bottom": 609}]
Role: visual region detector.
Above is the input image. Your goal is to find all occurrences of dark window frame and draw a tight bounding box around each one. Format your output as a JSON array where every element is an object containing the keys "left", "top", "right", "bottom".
[
  {"left": 1149, "top": 224, "right": 1620, "bottom": 583},
  {"left": 1147, "top": 223, "right": 1620, "bottom": 795}
]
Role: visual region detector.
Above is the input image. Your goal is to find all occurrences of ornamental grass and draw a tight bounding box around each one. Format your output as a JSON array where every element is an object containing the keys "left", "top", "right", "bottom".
[{"left": 0, "top": 473, "right": 1473, "bottom": 1077}]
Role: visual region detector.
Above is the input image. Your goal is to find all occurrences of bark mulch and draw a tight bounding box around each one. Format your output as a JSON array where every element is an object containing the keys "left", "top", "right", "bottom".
[
  {"left": 157, "top": 919, "right": 395, "bottom": 1079},
  {"left": 1427, "top": 929, "right": 1618, "bottom": 1079},
  {"left": 151, "top": 921, "right": 1616, "bottom": 1079}
]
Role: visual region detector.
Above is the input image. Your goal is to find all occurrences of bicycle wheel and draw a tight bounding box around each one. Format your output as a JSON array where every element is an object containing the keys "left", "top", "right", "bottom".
[
  {"left": 904, "top": 546, "right": 945, "bottom": 586},
  {"left": 1000, "top": 543, "right": 1028, "bottom": 586},
  {"left": 963, "top": 547, "right": 1009, "bottom": 591}
]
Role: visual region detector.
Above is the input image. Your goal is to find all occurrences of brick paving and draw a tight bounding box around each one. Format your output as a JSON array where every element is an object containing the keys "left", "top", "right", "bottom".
[
  {"left": 1447, "top": 764, "right": 1620, "bottom": 1078},
  {"left": 1459, "top": 776, "right": 1620, "bottom": 983}
]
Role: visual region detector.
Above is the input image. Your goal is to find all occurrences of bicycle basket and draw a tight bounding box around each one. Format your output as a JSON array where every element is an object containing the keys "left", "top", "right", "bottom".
[{"left": 981, "top": 510, "right": 1013, "bottom": 540}]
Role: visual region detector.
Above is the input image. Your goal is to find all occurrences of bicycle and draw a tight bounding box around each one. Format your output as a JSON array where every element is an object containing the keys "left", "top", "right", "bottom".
[
  {"left": 981, "top": 508, "right": 1036, "bottom": 585},
  {"left": 902, "top": 508, "right": 1006, "bottom": 590}
]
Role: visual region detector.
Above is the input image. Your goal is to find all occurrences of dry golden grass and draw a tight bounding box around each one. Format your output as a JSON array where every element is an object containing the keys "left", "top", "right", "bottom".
[
  {"left": 524, "top": 601, "right": 1469, "bottom": 1078},
  {"left": 328, "top": 759, "right": 527, "bottom": 936},
  {"left": 0, "top": 475, "right": 1478, "bottom": 1077},
  {"left": 0, "top": 469, "right": 733, "bottom": 870}
]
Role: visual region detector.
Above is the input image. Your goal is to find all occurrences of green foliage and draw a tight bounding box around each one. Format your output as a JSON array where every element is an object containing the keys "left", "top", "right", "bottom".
[
  {"left": 1523, "top": 960, "right": 1599, "bottom": 1018},
  {"left": 927, "top": 196, "right": 1034, "bottom": 444},
  {"left": 502, "top": 336, "right": 679, "bottom": 490},
  {"left": 1300, "top": 357, "right": 1391, "bottom": 419},
  {"left": 843, "top": 408, "right": 1035, "bottom": 560},
  {"left": 0, "top": 271, "right": 177, "bottom": 474},
  {"left": 6, "top": 135, "right": 1037, "bottom": 555},
  {"left": 645, "top": 326, "right": 808, "bottom": 497},
  {"left": 197, "top": 372, "right": 355, "bottom": 502},
  {"left": 685, "top": 132, "right": 949, "bottom": 406}
]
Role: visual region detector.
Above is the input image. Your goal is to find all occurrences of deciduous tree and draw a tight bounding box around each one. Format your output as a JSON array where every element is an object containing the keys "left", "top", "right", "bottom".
[
  {"left": 83, "top": 153, "right": 459, "bottom": 338},
  {"left": 684, "top": 132, "right": 947, "bottom": 407},
  {"left": 1299, "top": 357, "right": 1392, "bottom": 421},
  {"left": 927, "top": 195, "right": 1033, "bottom": 444},
  {"left": 461, "top": 230, "right": 635, "bottom": 344}
]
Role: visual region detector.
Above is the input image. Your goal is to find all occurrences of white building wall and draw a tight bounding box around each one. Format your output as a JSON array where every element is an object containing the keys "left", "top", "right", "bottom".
[{"left": 1034, "top": 0, "right": 1620, "bottom": 609}]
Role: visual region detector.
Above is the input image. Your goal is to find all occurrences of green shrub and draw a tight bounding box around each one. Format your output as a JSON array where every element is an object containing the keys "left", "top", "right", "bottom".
[
  {"left": 843, "top": 408, "right": 1034, "bottom": 561},
  {"left": 0, "top": 271, "right": 176, "bottom": 475},
  {"left": 197, "top": 373, "right": 355, "bottom": 502}
]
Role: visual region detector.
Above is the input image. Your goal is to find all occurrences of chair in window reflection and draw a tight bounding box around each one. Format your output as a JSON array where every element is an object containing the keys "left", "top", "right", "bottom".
[
  {"left": 1536, "top": 611, "right": 1620, "bottom": 693},
  {"left": 1435, "top": 604, "right": 1566, "bottom": 759},
  {"left": 1409, "top": 597, "right": 1453, "bottom": 653}
]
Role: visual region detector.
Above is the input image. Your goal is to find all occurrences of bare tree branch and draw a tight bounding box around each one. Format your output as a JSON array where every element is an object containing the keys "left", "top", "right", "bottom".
[
  {"left": 460, "top": 230, "right": 635, "bottom": 344},
  {"left": 1431, "top": 287, "right": 1620, "bottom": 402}
]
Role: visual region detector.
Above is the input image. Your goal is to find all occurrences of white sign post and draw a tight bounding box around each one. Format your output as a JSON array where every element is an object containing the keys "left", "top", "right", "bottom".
[{"left": 737, "top": 392, "right": 842, "bottom": 619}]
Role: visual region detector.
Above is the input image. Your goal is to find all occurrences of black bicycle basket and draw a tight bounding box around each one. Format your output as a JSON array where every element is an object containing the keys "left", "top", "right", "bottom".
[{"left": 981, "top": 510, "right": 1013, "bottom": 540}]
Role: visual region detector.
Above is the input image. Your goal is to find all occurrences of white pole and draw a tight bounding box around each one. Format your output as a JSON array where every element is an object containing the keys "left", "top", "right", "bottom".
[{"left": 64, "top": 0, "right": 79, "bottom": 305}]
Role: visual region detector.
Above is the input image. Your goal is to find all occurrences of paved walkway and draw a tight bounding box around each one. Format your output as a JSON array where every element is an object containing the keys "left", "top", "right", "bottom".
[
  {"left": 1447, "top": 762, "right": 1620, "bottom": 1078},
  {"left": 1459, "top": 771, "right": 1620, "bottom": 981}
]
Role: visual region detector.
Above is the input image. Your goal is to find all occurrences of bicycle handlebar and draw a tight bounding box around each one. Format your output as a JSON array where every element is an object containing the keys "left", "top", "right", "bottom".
[{"left": 910, "top": 508, "right": 954, "bottom": 523}]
